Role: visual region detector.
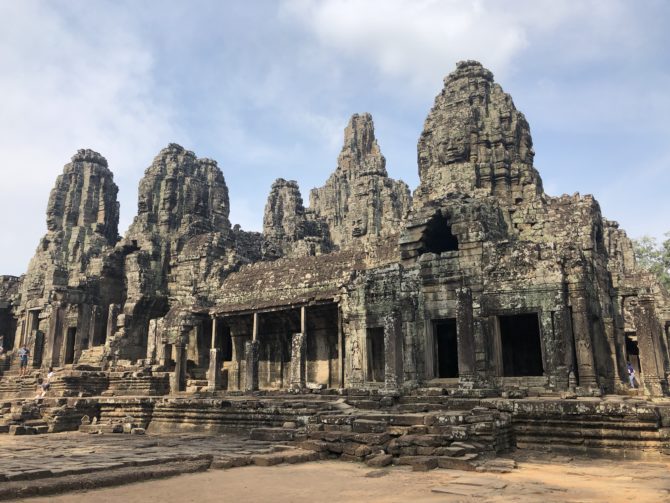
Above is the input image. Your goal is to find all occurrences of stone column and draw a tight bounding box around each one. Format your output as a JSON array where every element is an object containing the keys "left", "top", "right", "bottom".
[
  {"left": 245, "top": 339, "right": 260, "bottom": 392},
  {"left": 105, "top": 304, "right": 120, "bottom": 344},
  {"left": 208, "top": 317, "right": 221, "bottom": 391},
  {"left": 158, "top": 337, "right": 170, "bottom": 368},
  {"left": 44, "top": 305, "right": 62, "bottom": 368},
  {"left": 634, "top": 297, "right": 666, "bottom": 396},
  {"left": 146, "top": 319, "right": 158, "bottom": 363},
  {"left": 337, "top": 305, "right": 345, "bottom": 388},
  {"left": 383, "top": 310, "right": 402, "bottom": 391},
  {"left": 170, "top": 343, "right": 185, "bottom": 394},
  {"left": 569, "top": 295, "right": 598, "bottom": 388},
  {"left": 228, "top": 335, "right": 245, "bottom": 390},
  {"left": 290, "top": 332, "right": 305, "bottom": 389},
  {"left": 456, "top": 288, "right": 476, "bottom": 383},
  {"left": 489, "top": 315, "right": 503, "bottom": 377}
]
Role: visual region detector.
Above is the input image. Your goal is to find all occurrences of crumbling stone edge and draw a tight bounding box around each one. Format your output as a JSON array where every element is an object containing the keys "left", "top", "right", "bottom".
[{"left": 0, "top": 456, "right": 212, "bottom": 501}]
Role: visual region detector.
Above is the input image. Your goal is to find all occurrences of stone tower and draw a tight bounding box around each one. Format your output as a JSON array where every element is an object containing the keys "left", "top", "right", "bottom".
[
  {"left": 310, "top": 113, "right": 411, "bottom": 248},
  {"left": 415, "top": 60, "right": 542, "bottom": 207}
]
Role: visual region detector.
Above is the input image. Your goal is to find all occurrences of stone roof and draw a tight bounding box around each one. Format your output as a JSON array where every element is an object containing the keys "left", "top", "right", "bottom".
[{"left": 212, "top": 238, "right": 399, "bottom": 314}]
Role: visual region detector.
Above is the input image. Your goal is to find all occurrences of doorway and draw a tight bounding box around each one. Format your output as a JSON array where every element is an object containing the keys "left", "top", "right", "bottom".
[
  {"left": 625, "top": 334, "right": 641, "bottom": 377},
  {"left": 366, "top": 327, "right": 385, "bottom": 382},
  {"left": 64, "top": 327, "right": 77, "bottom": 365},
  {"left": 434, "top": 319, "right": 458, "bottom": 378},
  {"left": 499, "top": 313, "right": 544, "bottom": 376}
]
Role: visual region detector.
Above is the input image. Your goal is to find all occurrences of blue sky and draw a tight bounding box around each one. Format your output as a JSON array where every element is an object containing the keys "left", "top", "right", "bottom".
[{"left": 1, "top": 0, "right": 669, "bottom": 275}]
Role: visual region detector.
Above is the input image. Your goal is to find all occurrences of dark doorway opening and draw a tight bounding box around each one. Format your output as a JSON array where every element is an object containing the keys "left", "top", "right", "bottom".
[
  {"left": 366, "top": 327, "right": 385, "bottom": 382},
  {"left": 33, "top": 330, "right": 44, "bottom": 368},
  {"left": 420, "top": 213, "right": 459, "bottom": 255},
  {"left": 499, "top": 313, "right": 544, "bottom": 377},
  {"left": 434, "top": 319, "right": 458, "bottom": 378},
  {"left": 221, "top": 325, "right": 233, "bottom": 362},
  {"left": 625, "top": 334, "right": 641, "bottom": 377},
  {"left": 64, "top": 327, "right": 77, "bottom": 365}
]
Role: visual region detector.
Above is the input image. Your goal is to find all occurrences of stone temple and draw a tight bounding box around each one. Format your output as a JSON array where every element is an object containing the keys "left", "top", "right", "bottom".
[{"left": 1, "top": 61, "right": 670, "bottom": 463}]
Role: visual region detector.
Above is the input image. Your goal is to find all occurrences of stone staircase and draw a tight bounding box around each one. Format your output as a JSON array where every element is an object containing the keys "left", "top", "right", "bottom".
[
  {"left": 76, "top": 346, "right": 106, "bottom": 367},
  {"left": 0, "top": 372, "right": 42, "bottom": 399},
  {"left": 107, "top": 371, "right": 170, "bottom": 396},
  {"left": 0, "top": 400, "right": 48, "bottom": 434},
  {"left": 299, "top": 402, "right": 513, "bottom": 471}
]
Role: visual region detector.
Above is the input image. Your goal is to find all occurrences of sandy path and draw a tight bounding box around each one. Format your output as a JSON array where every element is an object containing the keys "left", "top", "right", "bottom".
[{"left": 20, "top": 457, "right": 670, "bottom": 503}]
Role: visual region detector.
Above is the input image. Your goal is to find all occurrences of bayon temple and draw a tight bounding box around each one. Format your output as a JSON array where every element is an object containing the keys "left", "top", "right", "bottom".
[{"left": 1, "top": 61, "right": 669, "bottom": 460}]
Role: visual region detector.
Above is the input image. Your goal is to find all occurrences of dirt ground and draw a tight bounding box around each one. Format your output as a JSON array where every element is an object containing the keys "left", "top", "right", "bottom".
[{"left": 21, "top": 455, "right": 670, "bottom": 503}]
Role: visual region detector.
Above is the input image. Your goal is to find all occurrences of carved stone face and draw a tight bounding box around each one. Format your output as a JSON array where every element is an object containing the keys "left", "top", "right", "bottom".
[
  {"left": 438, "top": 128, "right": 469, "bottom": 165},
  {"left": 351, "top": 215, "right": 367, "bottom": 237}
]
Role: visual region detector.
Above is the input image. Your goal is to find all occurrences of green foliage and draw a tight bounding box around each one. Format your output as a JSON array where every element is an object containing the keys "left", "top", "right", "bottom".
[{"left": 633, "top": 233, "right": 670, "bottom": 290}]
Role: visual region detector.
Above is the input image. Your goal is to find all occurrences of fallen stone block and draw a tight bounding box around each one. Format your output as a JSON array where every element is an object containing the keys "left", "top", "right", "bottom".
[
  {"left": 412, "top": 457, "right": 438, "bottom": 472},
  {"left": 352, "top": 419, "right": 387, "bottom": 433},
  {"left": 366, "top": 454, "right": 393, "bottom": 468},
  {"left": 354, "top": 444, "right": 372, "bottom": 457},
  {"left": 435, "top": 446, "right": 466, "bottom": 457},
  {"left": 297, "top": 440, "right": 329, "bottom": 452},
  {"left": 283, "top": 449, "right": 319, "bottom": 464},
  {"left": 436, "top": 453, "right": 479, "bottom": 471},
  {"left": 214, "top": 455, "right": 251, "bottom": 469},
  {"left": 252, "top": 453, "right": 285, "bottom": 467}
]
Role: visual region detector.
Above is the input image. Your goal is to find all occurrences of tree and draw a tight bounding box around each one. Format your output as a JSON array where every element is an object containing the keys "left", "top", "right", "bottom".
[{"left": 632, "top": 232, "right": 670, "bottom": 290}]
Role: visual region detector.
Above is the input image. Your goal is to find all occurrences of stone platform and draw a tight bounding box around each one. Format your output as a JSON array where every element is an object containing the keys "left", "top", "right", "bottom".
[{"left": 0, "top": 432, "right": 318, "bottom": 500}]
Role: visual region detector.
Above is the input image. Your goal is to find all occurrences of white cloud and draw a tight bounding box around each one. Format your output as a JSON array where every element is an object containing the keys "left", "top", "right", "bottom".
[
  {"left": 282, "top": 0, "right": 531, "bottom": 90},
  {"left": 281, "top": 0, "right": 653, "bottom": 92},
  {"left": 0, "top": 1, "right": 181, "bottom": 275}
]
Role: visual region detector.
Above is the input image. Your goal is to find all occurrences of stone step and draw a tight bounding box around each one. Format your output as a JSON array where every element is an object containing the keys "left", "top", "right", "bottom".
[
  {"left": 394, "top": 453, "right": 480, "bottom": 472},
  {"left": 249, "top": 427, "right": 298, "bottom": 441}
]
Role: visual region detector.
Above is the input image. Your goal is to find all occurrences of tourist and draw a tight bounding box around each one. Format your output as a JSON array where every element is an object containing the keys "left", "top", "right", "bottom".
[
  {"left": 38, "top": 367, "right": 54, "bottom": 398},
  {"left": 18, "top": 345, "right": 30, "bottom": 377},
  {"left": 627, "top": 362, "right": 636, "bottom": 388}
]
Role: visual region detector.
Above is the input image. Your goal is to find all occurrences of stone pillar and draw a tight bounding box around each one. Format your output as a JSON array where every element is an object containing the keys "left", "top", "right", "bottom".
[
  {"left": 208, "top": 317, "right": 221, "bottom": 391},
  {"left": 602, "top": 315, "right": 618, "bottom": 391},
  {"left": 105, "top": 304, "right": 120, "bottom": 344},
  {"left": 634, "top": 297, "right": 666, "bottom": 396},
  {"left": 337, "top": 305, "right": 344, "bottom": 388},
  {"left": 146, "top": 319, "right": 158, "bottom": 363},
  {"left": 208, "top": 348, "right": 222, "bottom": 391},
  {"left": 170, "top": 343, "right": 185, "bottom": 394},
  {"left": 158, "top": 337, "right": 169, "bottom": 367},
  {"left": 383, "top": 310, "right": 403, "bottom": 391},
  {"left": 245, "top": 339, "right": 260, "bottom": 392},
  {"left": 290, "top": 332, "right": 305, "bottom": 389},
  {"left": 44, "top": 305, "right": 62, "bottom": 368},
  {"left": 569, "top": 295, "right": 598, "bottom": 388},
  {"left": 228, "top": 335, "right": 246, "bottom": 391},
  {"left": 456, "top": 288, "right": 476, "bottom": 383},
  {"left": 489, "top": 315, "right": 503, "bottom": 377}
]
